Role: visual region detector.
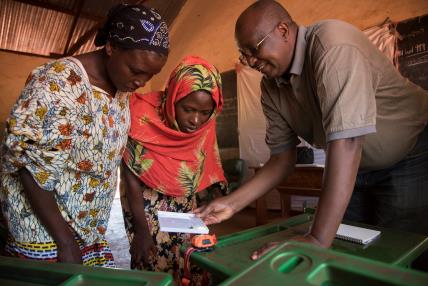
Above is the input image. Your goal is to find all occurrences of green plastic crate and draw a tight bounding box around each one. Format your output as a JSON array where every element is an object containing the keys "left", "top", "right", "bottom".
[
  {"left": 0, "top": 256, "right": 173, "bottom": 286},
  {"left": 220, "top": 242, "right": 428, "bottom": 286},
  {"left": 181, "top": 212, "right": 428, "bottom": 284}
]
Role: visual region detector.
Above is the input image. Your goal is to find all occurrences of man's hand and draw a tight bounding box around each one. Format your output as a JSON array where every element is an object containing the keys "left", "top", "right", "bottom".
[
  {"left": 194, "top": 196, "right": 236, "bottom": 225},
  {"left": 195, "top": 150, "right": 297, "bottom": 225},
  {"left": 250, "top": 234, "right": 325, "bottom": 261},
  {"left": 57, "top": 239, "right": 83, "bottom": 264},
  {"left": 288, "top": 234, "right": 324, "bottom": 246},
  {"left": 130, "top": 231, "right": 157, "bottom": 270}
]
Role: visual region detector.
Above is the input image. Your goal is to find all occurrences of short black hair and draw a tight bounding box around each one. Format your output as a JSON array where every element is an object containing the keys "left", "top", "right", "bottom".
[{"left": 236, "top": 0, "right": 293, "bottom": 39}]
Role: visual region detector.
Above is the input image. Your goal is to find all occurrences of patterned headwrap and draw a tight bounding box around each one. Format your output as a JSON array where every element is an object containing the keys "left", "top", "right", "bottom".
[
  {"left": 163, "top": 56, "right": 223, "bottom": 131},
  {"left": 95, "top": 3, "right": 169, "bottom": 56},
  {"left": 124, "top": 56, "right": 226, "bottom": 197}
]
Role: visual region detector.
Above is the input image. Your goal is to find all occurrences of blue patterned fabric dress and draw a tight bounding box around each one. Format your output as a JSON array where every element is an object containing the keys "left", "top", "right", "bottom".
[{"left": 0, "top": 57, "right": 130, "bottom": 267}]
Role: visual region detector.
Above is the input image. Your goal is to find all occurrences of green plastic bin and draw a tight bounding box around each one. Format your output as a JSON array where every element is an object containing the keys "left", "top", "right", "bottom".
[
  {"left": 0, "top": 256, "right": 173, "bottom": 286},
  {"left": 220, "top": 242, "right": 428, "bottom": 286},
  {"left": 182, "top": 211, "right": 428, "bottom": 284}
]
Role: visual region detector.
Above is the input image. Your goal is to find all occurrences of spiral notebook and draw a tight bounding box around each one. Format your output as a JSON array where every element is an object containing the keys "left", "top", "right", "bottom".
[{"left": 336, "top": 224, "right": 381, "bottom": 245}]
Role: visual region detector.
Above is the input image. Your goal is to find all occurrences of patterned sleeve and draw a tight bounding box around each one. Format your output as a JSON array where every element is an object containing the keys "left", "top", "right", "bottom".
[
  {"left": 122, "top": 137, "right": 150, "bottom": 179},
  {"left": 2, "top": 60, "right": 85, "bottom": 191}
]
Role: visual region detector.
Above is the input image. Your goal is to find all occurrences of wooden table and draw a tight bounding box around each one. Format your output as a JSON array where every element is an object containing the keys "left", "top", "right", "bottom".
[{"left": 254, "top": 165, "right": 324, "bottom": 225}]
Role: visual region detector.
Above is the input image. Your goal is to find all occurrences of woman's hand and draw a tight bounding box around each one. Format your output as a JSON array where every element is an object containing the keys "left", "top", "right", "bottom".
[
  {"left": 19, "top": 168, "right": 83, "bottom": 264},
  {"left": 121, "top": 162, "right": 157, "bottom": 269},
  {"left": 57, "top": 238, "right": 83, "bottom": 264},
  {"left": 194, "top": 196, "right": 236, "bottom": 225},
  {"left": 130, "top": 231, "right": 157, "bottom": 270},
  {"left": 250, "top": 241, "right": 280, "bottom": 260}
]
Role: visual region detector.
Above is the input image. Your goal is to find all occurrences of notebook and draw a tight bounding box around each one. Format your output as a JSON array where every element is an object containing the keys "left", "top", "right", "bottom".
[
  {"left": 158, "top": 211, "right": 209, "bottom": 234},
  {"left": 335, "top": 224, "right": 381, "bottom": 245}
]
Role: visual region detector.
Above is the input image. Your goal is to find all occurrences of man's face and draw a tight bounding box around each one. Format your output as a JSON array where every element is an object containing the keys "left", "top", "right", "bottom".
[
  {"left": 105, "top": 45, "right": 167, "bottom": 92},
  {"left": 236, "top": 21, "right": 294, "bottom": 78}
]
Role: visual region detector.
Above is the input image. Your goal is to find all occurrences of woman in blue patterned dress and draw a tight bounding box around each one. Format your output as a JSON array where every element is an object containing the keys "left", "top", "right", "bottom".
[{"left": 0, "top": 4, "right": 168, "bottom": 267}]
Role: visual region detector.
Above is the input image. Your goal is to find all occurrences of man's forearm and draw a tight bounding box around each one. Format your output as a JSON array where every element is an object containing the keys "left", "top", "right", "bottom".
[
  {"left": 309, "top": 137, "right": 363, "bottom": 247},
  {"left": 19, "top": 168, "right": 75, "bottom": 245},
  {"left": 228, "top": 148, "right": 297, "bottom": 213}
]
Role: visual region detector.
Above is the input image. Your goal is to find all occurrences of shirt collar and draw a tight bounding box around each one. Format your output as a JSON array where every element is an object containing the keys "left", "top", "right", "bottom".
[{"left": 275, "top": 25, "right": 308, "bottom": 86}]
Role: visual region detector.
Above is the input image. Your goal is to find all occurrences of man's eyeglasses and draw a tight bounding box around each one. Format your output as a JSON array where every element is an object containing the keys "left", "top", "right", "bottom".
[{"left": 239, "top": 25, "right": 277, "bottom": 65}]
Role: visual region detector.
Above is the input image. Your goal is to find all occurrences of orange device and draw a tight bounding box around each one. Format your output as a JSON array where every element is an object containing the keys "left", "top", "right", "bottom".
[
  {"left": 191, "top": 234, "right": 217, "bottom": 249},
  {"left": 182, "top": 234, "right": 218, "bottom": 285}
]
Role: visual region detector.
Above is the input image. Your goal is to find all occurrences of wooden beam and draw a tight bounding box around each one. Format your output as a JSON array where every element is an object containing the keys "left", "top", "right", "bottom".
[
  {"left": 64, "top": 0, "right": 149, "bottom": 56},
  {"left": 63, "top": 0, "right": 85, "bottom": 56},
  {"left": 14, "top": 0, "right": 102, "bottom": 22},
  {"left": 0, "top": 48, "right": 56, "bottom": 59},
  {"left": 65, "top": 23, "right": 101, "bottom": 56}
]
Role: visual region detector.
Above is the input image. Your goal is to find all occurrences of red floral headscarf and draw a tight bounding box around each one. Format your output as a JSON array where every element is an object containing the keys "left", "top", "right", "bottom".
[{"left": 124, "top": 55, "right": 226, "bottom": 197}]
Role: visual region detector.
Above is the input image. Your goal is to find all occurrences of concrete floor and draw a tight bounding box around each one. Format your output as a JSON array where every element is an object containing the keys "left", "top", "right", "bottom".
[
  {"left": 105, "top": 197, "right": 283, "bottom": 269},
  {"left": 105, "top": 197, "right": 131, "bottom": 269}
]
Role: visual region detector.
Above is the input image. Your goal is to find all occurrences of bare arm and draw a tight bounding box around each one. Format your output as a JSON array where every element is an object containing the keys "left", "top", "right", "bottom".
[
  {"left": 19, "top": 168, "right": 82, "bottom": 263},
  {"left": 229, "top": 147, "right": 297, "bottom": 212},
  {"left": 195, "top": 147, "right": 297, "bottom": 223},
  {"left": 250, "top": 137, "right": 363, "bottom": 260},
  {"left": 308, "top": 137, "right": 363, "bottom": 247},
  {"left": 121, "top": 162, "right": 152, "bottom": 235},
  {"left": 120, "top": 162, "right": 156, "bottom": 269}
]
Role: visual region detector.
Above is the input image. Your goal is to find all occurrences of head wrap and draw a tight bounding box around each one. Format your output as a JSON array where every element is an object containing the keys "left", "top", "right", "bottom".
[
  {"left": 95, "top": 4, "right": 169, "bottom": 56},
  {"left": 124, "top": 56, "right": 226, "bottom": 197},
  {"left": 163, "top": 56, "right": 223, "bottom": 130}
]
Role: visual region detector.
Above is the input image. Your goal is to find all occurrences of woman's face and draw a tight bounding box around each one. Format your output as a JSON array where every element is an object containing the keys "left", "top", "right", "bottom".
[
  {"left": 175, "top": 90, "right": 215, "bottom": 133},
  {"left": 105, "top": 44, "right": 167, "bottom": 92}
]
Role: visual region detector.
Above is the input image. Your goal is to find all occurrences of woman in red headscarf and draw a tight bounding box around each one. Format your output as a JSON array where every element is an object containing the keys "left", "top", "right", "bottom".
[{"left": 120, "top": 55, "right": 226, "bottom": 282}]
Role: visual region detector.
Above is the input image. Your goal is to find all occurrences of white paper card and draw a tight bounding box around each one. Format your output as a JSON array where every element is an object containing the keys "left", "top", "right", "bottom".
[{"left": 158, "top": 211, "right": 209, "bottom": 234}]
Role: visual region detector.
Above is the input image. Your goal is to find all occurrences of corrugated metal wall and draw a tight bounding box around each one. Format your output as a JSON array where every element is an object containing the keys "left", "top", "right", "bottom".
[{"left": 0, "top": 0, "right": 186, "bottom": 57}]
